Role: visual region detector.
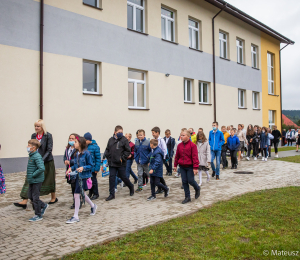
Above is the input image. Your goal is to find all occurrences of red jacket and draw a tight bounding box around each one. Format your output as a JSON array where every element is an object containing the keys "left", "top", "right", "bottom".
[
  {"left": 128, "top": 141, "right": 135, "bottom": 159},
  {"left": 174, "top": 140, "right": 199, "bottom": 169}
]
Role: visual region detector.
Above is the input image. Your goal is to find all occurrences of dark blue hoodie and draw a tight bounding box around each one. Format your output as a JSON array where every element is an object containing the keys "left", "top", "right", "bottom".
[{"left": 149, "top": 146, "right": 164, "bottom": 178}]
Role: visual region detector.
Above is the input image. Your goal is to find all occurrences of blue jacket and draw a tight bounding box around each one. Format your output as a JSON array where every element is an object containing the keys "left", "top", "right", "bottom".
[
  {"left": 209, "top": 130, "right": 225, "bottom": 151},
  {"left": 149, "top": 147, "right": 164, "bottom": 178},
  {"left": 227, "top": 135, "right": 240, "bottom": 151},
  {"left": 260, "top": 132, "right": 269, "bottom": 148},
  {"left": 71, "top": 150, "right": 93, "bottom": 179},
  {"left": 87, "top": 140, "right": 101, "bottom": 172},
  {"left": 134, "top": 138, "right": 151, "bottom": 165}
]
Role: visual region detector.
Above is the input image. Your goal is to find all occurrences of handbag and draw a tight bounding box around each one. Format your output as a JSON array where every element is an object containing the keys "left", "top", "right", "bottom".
[
  {"left": 102, "top": 159, "right": 110, "bottom": 177},
  {"left": 86, "top": 178, "right": 93, "bottom": 189}
]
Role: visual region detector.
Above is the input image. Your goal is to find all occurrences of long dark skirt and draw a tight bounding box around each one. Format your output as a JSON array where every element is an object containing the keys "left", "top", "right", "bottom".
[{"left": 20, "top": 160, "right": 56, "bottom": 199}]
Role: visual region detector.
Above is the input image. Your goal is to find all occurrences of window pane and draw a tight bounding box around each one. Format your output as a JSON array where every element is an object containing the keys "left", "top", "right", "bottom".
[
  {"left": 168, "top": 20, "right": 174, "bottom": 41},
  {"left": 127, "top": 5, "right": 133, "bottom": 29},
  {"left": 83, "top": 62, "right": 97, "bottom": 92},
  {"left": 83, "top": 0, "right": 97, "bottom": 7},
  {"left": 128, "top": 0, "right": 143, "bottom": 6},
  {"left": 194, "top": 30, "right": 199, "bottom": 49},
  {"left": 219, "top": 39, "right": 223, "bottom": 57},
  {"left": 241, "top": 91, "right": 244, "bottom": 107},
  {"left": 189, "top": 19, "right": 197, "bottom": 28},
  {"left": 223, "top": 41, "right": 227, "bottom": 58},
  {"left": 136, "top": 8, "right": 143, "bottom": 32},
  {"left": 203, "top": 83, "right": 208, "bottom": 103},
  {"left": 161, "top": 17, "right": 166, "bottom": 39},
  {"left": 271, "top": 67, "right": 274, "bottom": 80},
  {"left": 128, "top": 70, "right": 144, "bottom": 80},
  {"left": 137, "top": 83, "right": 145, "bottom": 107},
  {"left": 239, "top": 48, "right": 243, "bottom": 63},
  {"left": 187, "top": 81, "right": 191, "bottom": 101},
  {"left": 199, "top": 84, "right": 202, "bottom": 102},
  {"left": 128, "top": 82, "right": 134, "bottom": 106},
  {"left": 253, "top": 53, "right": 257, "bottom": 68},
  {"left": 161, "top": 8, "right": 172, "bottom": 18},
  {"left": 189, "top": 28, "right": 192, "bottom": 48}
]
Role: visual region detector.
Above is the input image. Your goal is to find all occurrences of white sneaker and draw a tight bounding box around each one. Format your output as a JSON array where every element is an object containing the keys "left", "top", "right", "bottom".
[
  {"left": 198, "top": 182, "right": 202, "bottom": 186},
  {"left": 174, "top": 173, "right": 180, "bottom": 178},
  {"left": 207, "top": 178, "right": 210, "bottom": 183},
  {"left": 246, "top": 157, "right": 250, "bottom": 161},
  {"left": 265, "top": 158, "right": 268, "bottom": 162},
  {"left": 115, "top": 188, "right": 118, "bottom": 192},
  {"left": 254, "top": 157, "right": 257, "bottom": 161},
  {"left": 120, "top": 182, "right": 124, "bottom": 188},
  {"left": 275, "top": 154, "right": 278, "bottom": 158},
  {"left": 261, "top": 157, "right": 265, "bottom": 161}
]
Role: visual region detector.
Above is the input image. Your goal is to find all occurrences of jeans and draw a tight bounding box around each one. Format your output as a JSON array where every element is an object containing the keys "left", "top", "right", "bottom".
[
  {"left": 229, "top": 150, "right": 237, "bottom": 166},
  {"left": 137, "top": 164, "right": 149, "bottom": 187},
  {"left": 150, "top": 176, "right": 167, "bottom": 197},
  {"left": 115, "top": 176, "right": 122, "bottom": 189},
  {"left": 221, "top": 144, "right": 228, "bottom": 167},
  {"left": 288, "top": 139, "right": 293, "bottom": 146},
  {"left": 273, "top": 142, "right": 279, "bottom": 153},
  {"left": 164, "top": 158, "right": 173, "bottom": 173},
  {"left": 247, "top": 143, "right": 253, "bottom": 157},
  {"left": 90, "top": 172, "right": 99, "bottom": 196},
  {"left": 126, "top": 159, "right": 138, "bottom": 181},
  {"left": 262, "top": 148, "right": 267, "bottom": 158},
  {"left": 28, "top": 182, "right": 45, "bottom": 217},
  {"left": 253, "top": 142, "right": 259, "bottom": 157},
  {"left": 211, "top": 150, "right": 221, "bottom": 176},
  {"left": 109, "top": 166, "right": 133, "bottom": 196},
  {"left": 180, "top": 166, "right": 200, "bottom": 199}
]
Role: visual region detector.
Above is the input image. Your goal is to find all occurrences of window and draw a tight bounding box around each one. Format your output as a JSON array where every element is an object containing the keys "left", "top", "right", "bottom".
[
  {"left": 184, "top": 79, "right": 193, "bottom": 103},
  {"left": 219, "top": 32, "right": 228, "bottom": 59},
  {"left": 252, "top": 92, "right": 259, "bottom": 109},
  {"left": 251, "top": 45, "right": 258, "bottom": 68},
  {"left": 269, "top": 110, "right": 275, "bottom": 128},
  {"left": 127, "top": 0, "right": 144, "bottom": 33},
  {"left": 128, "top": 70, "right": 146, "bottom": 109},
  {"left": 238, "top": 89, "right": 246, "bottom": 108},
  {"left": 268, "top": 53, "right": 274, "bottom": 94},
  {"left": 83, "top": 0, "right": 100, "bottom": 8},
  {"left": 189, "top": 19, "right": 199, "bottom": 50},
  {"left": 83, "top": 61, "right": 99, "bottom": 94},
  {"left": 161, "top": 8, "right": 175, "bottom": 42},
  {"left": 199, "top": 82, "right": 209, "bottom": 104},
  {"left": 236, "top": 39, "right": 244, "bottom": 64}
]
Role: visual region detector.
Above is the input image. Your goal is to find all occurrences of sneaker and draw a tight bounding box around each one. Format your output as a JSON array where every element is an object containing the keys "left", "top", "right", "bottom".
[
  {"left": 174, "top": 173, "right": 180, "bottom": 178},
  {"left": 207, "top": 177, "right": 210, "bottom": 183},
  {"left": 195, "top": 188, "right": 200, "bottom": 199},
  {"left": 120, "top": 182, "right": 124, "bottom": 188},
  {"left": 155, "top": 189, "right": 164, "bottom": 194},
  {"left": 261, "top": 157, "right": 265, "bottom": 161},
  {"left": 147, "top": 196, "right": 156, "bottom": 201},
  {"left": 275, "top": 154, "right": 279, "bottom": 157},
  {"left": 41, "top": 204, "right": 48, "bottom": 216},
  {"left": 254, "top": 157, "right": 257, "bottom": 161},
  {"left": 246, "top": 157, "right": 250, "bottom": 161},
  {"left": 66, "top": 217, "right": 80, "bottom": 224},
  {"left": 296, "top": 151, "right": 299, "bottom": 153},
  {"left": 90, "top": 204, "right": 97, "bottom": 216},
  {"left": 182, "top": 197, "right": 191, "bottom": 204},
  {"left": 216, "top": 175, "right": 220, "bottom": 180},
  {"left": 198, "top": 182, "right": 202, "bottom": 186},
  {"left": 135, "top": 187, "right": 143, "bottom": 192},
  {"left": 265, "top": 158, "right": 268, "bottom": 162},
  {"left": 91, "top": 195, "right": 99, "bottom": 200},
  {"left": 165, "top": 187, "right": 170, "bottom": 197},
  {"left": 143, "top": 184, "right": 147, "bottom": 187},
  {"left": 29, "top": 215, "right": 43, "bottom": 222},
  {"left": 212, "top": 171, "right": 216, "bottom": 178},
  {"left": 115, "top": 188, "right": 118, "bottom": 193}
]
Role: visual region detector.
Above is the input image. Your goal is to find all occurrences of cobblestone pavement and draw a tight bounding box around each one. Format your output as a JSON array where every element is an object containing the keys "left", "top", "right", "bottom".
[{"left": 1, "top": 159, "right": 300, "bottom": 260}]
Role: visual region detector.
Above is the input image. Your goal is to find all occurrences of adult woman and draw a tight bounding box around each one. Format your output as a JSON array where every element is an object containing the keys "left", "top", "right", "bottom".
[
  {"left": 14, "top": 119, "right": 57, "bottom": 209},
  {"left": 237, "top": 124, "right": 247, "bottom": 161}
]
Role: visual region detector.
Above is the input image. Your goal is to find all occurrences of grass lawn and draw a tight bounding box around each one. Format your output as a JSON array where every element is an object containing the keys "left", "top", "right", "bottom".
[
  {"left": 275, "top": 155, "right": 300, "bottom": 163},
  {"left": 271, "top": 146, "right": 296, "bottom": 152},
  {"left": 63, "top": 187, "right": 300, "bottom": 260}
]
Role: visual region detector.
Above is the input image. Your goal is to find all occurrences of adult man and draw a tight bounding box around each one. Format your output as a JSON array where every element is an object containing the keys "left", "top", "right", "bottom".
[
  {"left": 208, "top": 122, "right": 225, "bottom": 180},
  {"left": 272, "top": 126, "right": 281, "bottom": 158},
  {"left": 103, "top": 125, "right": 134, "bottom": 201},
  {"left": 163, "top": 129, "right": 175, "bottom": 176}
]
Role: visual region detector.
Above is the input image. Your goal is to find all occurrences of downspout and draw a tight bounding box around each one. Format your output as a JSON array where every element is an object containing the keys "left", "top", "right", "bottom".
[
  {"left": 40, "top": 0, "right": 44, "bottom": 119},
  {"left": 279, "top": 43, "right": 290, "bottom": 131},
  {"left": 212, "top": 4, "right": 227, "bottom": 122}
]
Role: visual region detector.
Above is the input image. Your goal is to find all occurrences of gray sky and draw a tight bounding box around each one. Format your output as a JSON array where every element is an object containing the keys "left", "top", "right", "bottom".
[{"left": 227, "top": 0, "right": 299, "bottom": 110}]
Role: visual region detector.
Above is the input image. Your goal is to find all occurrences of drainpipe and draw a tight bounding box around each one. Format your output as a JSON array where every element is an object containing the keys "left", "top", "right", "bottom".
[
  {"left": 279, "top": 43, "right": 290, "bottom": 131},
  {"left": 40, "top": 0, "right": 44, "bottom": 119},
  {"left": 212, "top": 4, "right": 227, "bottom": 122}
]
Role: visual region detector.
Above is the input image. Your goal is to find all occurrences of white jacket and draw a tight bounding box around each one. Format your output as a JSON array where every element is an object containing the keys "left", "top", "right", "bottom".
[{"left": 196, "top": 141, "right": 211, "bottom": 167}]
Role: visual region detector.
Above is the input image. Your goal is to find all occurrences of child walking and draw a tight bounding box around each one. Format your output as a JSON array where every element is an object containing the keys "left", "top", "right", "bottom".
[
  {"left": 66, "top": 137, "right": 97, "bottom": 224},
  {"left": 253, "top": 125, "right": 261, "bottom": 160},
  {"left": 260, "top": 127, "right": 269, "bottom": 161},
  {"left": 221, "top": 126, "right": 229, "bottom": 169},
  {"left": 196, "top": 131, "right": 211, "bottom": 186},
  {"left": 27, "top": 139, "right": 48, "bottom": 222},
  {"left": 147, "top": 139, "right": 170, "bottom": 201},
  {"left": 246, "top": 125, "right": 254, "bottom": 161},
  {"left": 227, "top": 129, "right": 240, "bottom": 169}
]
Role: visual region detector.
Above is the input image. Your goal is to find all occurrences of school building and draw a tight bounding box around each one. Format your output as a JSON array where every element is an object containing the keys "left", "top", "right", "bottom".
[{"left": 0, "top": 0, "right": 294, "bottom": 172}]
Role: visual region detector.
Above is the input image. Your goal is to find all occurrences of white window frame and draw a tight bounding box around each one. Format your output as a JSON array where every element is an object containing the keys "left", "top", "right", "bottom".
[
  {"left": 252, "top": 92, "right": 259, "bottom": 109},
  {"left": 268, "top": 53, "right": 274, "bottom": 94},
  {"left": 128, "top": 70, "right": 146, "bottom": 109},
  {"left": 238, "top": 89, "right": 246, "bottom": 108},
  {"left": 269, "top": 110, "right": 275, "bottom": 128},
  {"left": 83, "top": 61, "right": 99, "bottom": 95},
  {"left": 127, "top": 0, "right": 145, "bottom": 33},
  {"left": 219, "top": 32, "right": 228, "bottom": 59},
  {"left": 251, "top": 45, "right": 258, "bottom": 68},
  {"left": 161, "top": 8, "right": 175, "bottom": 42},
  {"left": 188, "top": 19, "right": 199, "bottom": 50},
  {"left": 236, "top": 38, "right": 244, "bottom": 64},
  {"left": 184, "top": 79, "right": 193, "bottom": 103},
  {"left": 199, "top": 82, "right": 209, "bottom": 104},
  {"left": 83, "top": 0, "right": 100, "bottom": 8}
]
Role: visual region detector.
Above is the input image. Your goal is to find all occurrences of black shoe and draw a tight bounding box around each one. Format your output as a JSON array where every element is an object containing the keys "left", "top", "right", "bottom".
[
  {"left": 181, "top": 185, "right": 184, "bottom": 189},
  {"left": 182, "top": 197, "right": 191, "bottom": 204},
  {"left": 231, "top": 165, "right": 234, "bottom": 169},
  {"left": 212, "top": 171, "right": 216, "bottom": 178},
  {"left": 134, "top": 179, "right": 138, "bottom": 184},
  {"left": 216, "top": 175, "right": 220, "bottom": 180},
  {"left": 234, "top": 165, "right": 237, "bottom": 169},
  {"left": 169, "top": 172, "right": 173, "bottom": 176},
  {"left": 70, "top": 204, "right": 75, "bottom": 209},
  {"left": 155, "top": 189, "right": 164, "bottom": 194},
  {"left": 88, "top": 192, "right": 93, "bottom": 198},
  {"left": 105, "top": 194, "right": 115, "bottom": 201},
  {"left": 91, "top": 195, "right": 99, "bottom": 200},
  {"left": 130, "top": 186, "right": 135, "bottom": 196},
  {"left": 165, "top": 187, "right": 170, "bottom": 197},
  {"left": 14, "top": 203, "right": 27, "bottom": 209},
  {"left": 48, "top": 198, "right": 58, "bottom": 205},
  {"left": 195, "top": 188, "right": 200, "bottom": 199}
]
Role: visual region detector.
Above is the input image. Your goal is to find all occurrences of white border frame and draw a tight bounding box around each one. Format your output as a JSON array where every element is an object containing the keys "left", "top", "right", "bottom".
[
  {"left": 219, "top": 32, "right": 228, "bottom": 59},
  {"left": 238, "top": 89, "right": 246, "bottom": 108},
  {"left": 199, "top": 82, "right": 209, "bottom": 104},
  {"left": 269, "top": 110, "right": 275, "bottom": 128},
  {"left": 236, "top": 38, "right": 244, "bottom": 64},
  {"left": 188, "top": 19, "right": 199, "bottom": 50},
  {"left": 161, "top": 7, "right": 175, "bottom": 42},
  {"left": 252, "top": 91, "right": 259, "bottom": 109},
  {"left": 127, "top": 0, "right": 145, "bottom": 33},
  {"left": 128, "top": 70, "right": 146, "bottom": 109},
  {"left": 184, "top": 79, "right": 193, "bottom": 103},
  {"left": 267, "top": 53, "right": 274, "bottom": 94},
  {"left": 83, "top": 61, "right": 99, "bottom": 95},
  {"left": 251, "top": 44, "right": 258, "bottom": 68}
]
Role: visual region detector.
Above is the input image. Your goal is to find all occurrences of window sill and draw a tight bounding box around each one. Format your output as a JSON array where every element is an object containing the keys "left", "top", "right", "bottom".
[
  {"left": 220, "top": 57, "right": 230, "bottom": 61},
  {"left": 252, "top": 67, "right": 260, "bottom": 70},
  {"left": 238, "top": 107, "right": 247, "bottom": 109},
  {"left": 237, "top": 62, "right": 246, "bottom": 66},
  {"left": 199, "top": 103, "right": 212, "bottom": 106},
  {"left": 184, "top": 102, "right": 195, "bottom": 104},
  {"left": 83, "top": 92, "right": 103, "bottom": 96},
  {"left": 189, "top": 47, "right": 203, "bottom": 53},
  {"left": 83, "top": 3, "right": 103, "bottom": 10},
  {"left": 268, "top": 94, "right": 279, "bottom": 97},
  {"left": 128, "top": 108, "right": 150, "bottom": 111},
  {"left": 127, "top": 28, "right": 148, "bottom": 36},
  {"left": 161, "top": 39, "right": 179, "bottom": 45},
  {"left": 253, "top": 108, "right": 261, "bottom": 110}
]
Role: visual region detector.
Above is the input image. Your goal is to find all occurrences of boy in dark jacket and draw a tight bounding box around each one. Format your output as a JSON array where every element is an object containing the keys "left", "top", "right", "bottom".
[
  {"left": 147, "top": 139, "right": 170, "bottom": 201},
  {"left": 163, "top": 129, "right": 175, "bottom": 176},
  {"left": 84, "top": 132, "right": 101, "bottom": 200},
  {"left": 27, "top": 139, "right": 48, "bottom": 222},
  {"left": 227, "top": 129, "right": 240, "bottom": 169}
]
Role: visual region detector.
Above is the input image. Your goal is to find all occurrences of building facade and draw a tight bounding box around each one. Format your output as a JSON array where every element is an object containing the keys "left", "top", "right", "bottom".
[{"left": 0, "top": 0, "right": 294, "bottom": 172}]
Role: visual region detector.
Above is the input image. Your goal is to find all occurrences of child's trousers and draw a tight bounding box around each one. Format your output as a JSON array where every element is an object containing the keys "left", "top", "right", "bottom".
[
  {"left": 28, "top": 182, "right": 45, "bottom": 217},
  {"left": 229, "top": 150, "right": 237, "bottom": 166},
  {"left": 137, "top": 164, "right": 149, "bottom": 187},
  {"left": 150, "top": 176, "right": 167, "bottom": 197}
]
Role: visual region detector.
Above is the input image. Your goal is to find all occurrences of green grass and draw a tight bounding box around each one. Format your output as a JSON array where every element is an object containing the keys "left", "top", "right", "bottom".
[
  {"left": 63, "top": 187, "right": 300, "bottom": 260},
  {"left": 275, "top": 155, "right": 300, "bottom": 163},
  {"left": 271, "top": 146, "right": 296, "bottom": 152}
]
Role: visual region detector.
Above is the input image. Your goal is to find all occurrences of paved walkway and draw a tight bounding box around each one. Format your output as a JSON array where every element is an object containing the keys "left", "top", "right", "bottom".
[{"left": 1, "top": 159, "right": 300, "bottom": 260}]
